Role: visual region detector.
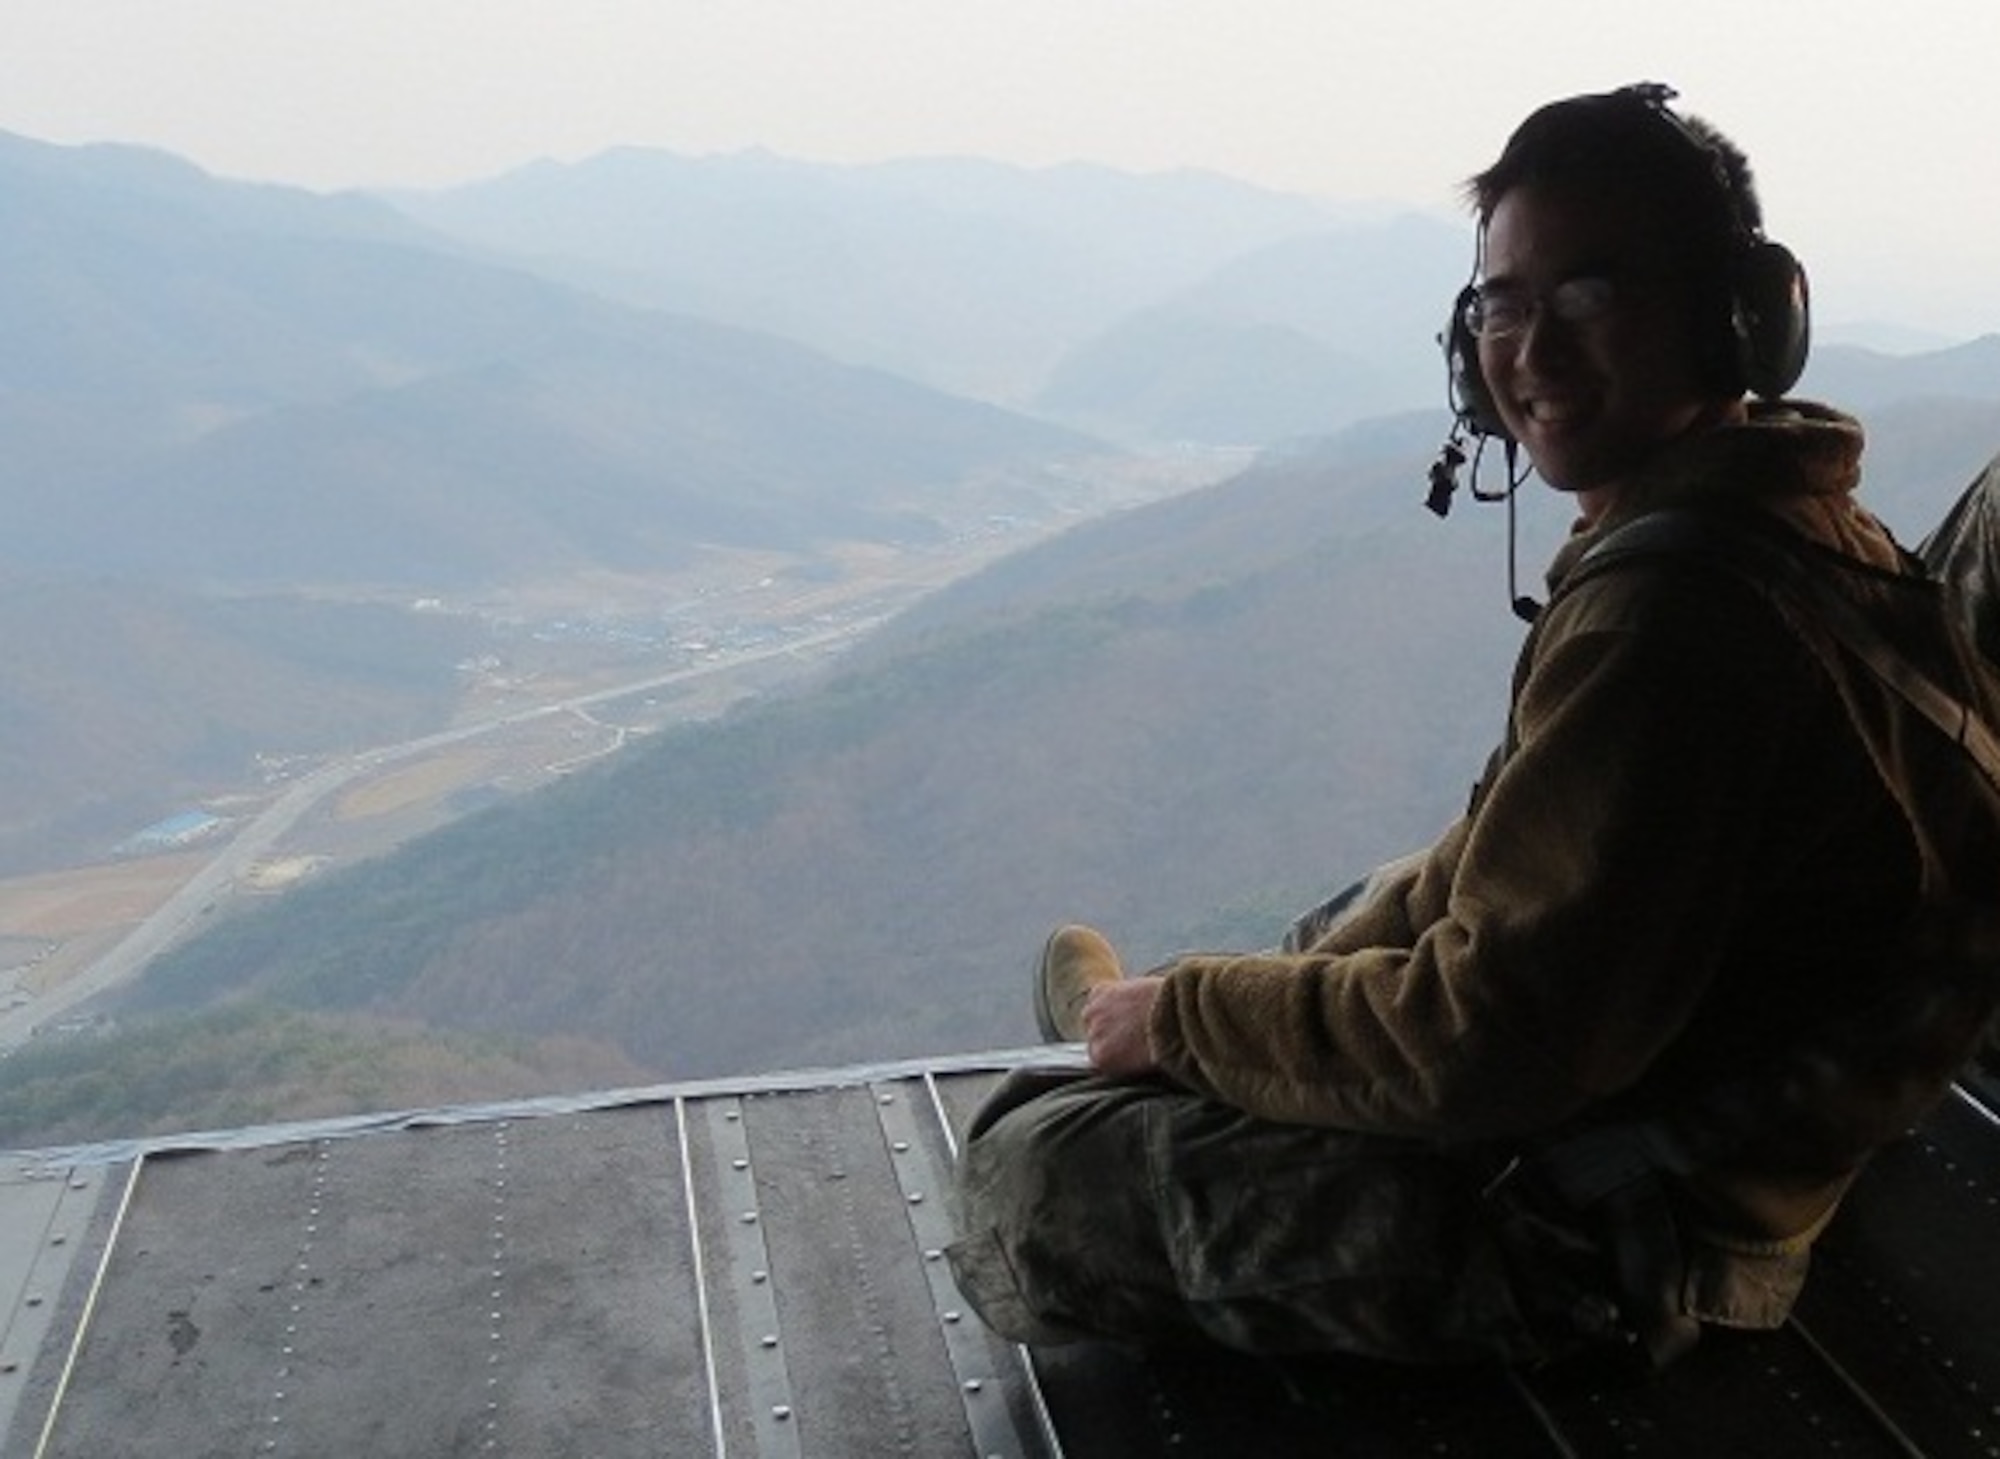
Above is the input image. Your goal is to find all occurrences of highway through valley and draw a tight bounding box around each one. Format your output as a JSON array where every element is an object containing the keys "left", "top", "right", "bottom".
[{"left": 0, "top": 619, "right": 874, "bottom": 1056}]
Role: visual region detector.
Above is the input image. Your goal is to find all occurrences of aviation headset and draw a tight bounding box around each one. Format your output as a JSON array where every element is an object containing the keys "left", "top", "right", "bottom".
[{"left": 1441, "top": 82, "right": 1811, "bottom": 446}]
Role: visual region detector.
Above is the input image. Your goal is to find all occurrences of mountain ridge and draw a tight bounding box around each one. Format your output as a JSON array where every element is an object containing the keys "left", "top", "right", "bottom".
[
  {"left": 120, "top": 399, "right": 2000, "bottom": 1085},
  {"left": 1, "top": 129, "right": 1099, "bottom": 590},
  {"left": 8, "top": 128, "right": 2000, "bottom": 1144},
  {"left": 380, "top": 146, "right": 1353, "bottom": 404}
]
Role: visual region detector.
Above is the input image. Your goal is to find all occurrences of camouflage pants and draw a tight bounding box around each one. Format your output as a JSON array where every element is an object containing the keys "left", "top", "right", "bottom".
[{"left": 946, "top": 1066, "right": 1564, "bottom": 1365}]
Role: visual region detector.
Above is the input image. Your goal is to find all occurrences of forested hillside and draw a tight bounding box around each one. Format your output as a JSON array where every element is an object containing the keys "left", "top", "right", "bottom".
[
  {"left": 0, "top": 576, "right": 485, "bottom": 873},
  {"left": 118, "top": 437, "right": 1518, "bottom": 1074},
  {"left": 105, "top": 399, "right": 2000, "bottom": 1099},
  {"left": 9, "top": 124, "right": 2000, "bottom": 1150}
]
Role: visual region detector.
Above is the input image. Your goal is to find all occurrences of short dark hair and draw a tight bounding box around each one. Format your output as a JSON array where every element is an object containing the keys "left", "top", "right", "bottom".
[{"left": 1466, "top": 84, "right": 1764, "bottom": 279}]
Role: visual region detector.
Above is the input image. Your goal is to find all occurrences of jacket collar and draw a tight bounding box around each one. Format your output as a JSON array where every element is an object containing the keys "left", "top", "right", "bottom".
[{"left": 1548, "top": 401, "right": 1898, "bottom": 585}]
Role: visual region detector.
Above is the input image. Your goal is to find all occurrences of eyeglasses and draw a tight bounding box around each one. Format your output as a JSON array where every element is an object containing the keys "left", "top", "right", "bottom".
[{"left": 1462, "top": 275, "right": 1618, "bottom": 341}]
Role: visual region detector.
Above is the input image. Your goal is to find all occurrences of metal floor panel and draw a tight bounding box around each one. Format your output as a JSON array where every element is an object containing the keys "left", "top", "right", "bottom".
[
  {"left": 1781, "top": 1086, "right": 2000, "bottom": 1459},
  {"left": 679, "top": 1075, "right": 1051, "bottom": 1456},
  {"left": 0, "top": 1060, "right": 1055, "bottom": 1459},
  {"left": 0, "top": 1165, "right": 113, "bottom": 1451},
  {"left": 1029, "top": 1342, "right": 1565, "bottom": 1458},
  {"left": 0, "top": 1054, "right": 1994, "bottom": 1458},
  {"left": 22, "top": 1108, "right": 712, "bottom": 1458}
]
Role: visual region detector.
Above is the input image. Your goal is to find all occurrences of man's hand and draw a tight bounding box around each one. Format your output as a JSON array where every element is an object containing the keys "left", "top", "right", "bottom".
[{"left": 1083, "top": 977, "right": 1162, "bottom": 1077}]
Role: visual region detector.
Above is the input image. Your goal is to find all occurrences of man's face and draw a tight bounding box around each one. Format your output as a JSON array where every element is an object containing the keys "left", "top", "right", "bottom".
[{"left": 1476, "top": 181, "right": 1728, "bottom": 507}]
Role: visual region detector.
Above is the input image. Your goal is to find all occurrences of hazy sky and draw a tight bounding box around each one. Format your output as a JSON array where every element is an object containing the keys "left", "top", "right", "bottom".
[{"left": 3, "top": 2, "right": 1997, "bottom": 337}]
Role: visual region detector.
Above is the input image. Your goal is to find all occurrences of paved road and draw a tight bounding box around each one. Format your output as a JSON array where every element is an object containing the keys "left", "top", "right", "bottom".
[{"left": 0, "top": 621, "right": 874, "bottom": 1055}]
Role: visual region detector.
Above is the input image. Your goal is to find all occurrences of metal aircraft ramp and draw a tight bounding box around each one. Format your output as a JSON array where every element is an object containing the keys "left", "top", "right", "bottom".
[{"left": 1, "top": 1049, "right": 1997, "bottom": 1457}]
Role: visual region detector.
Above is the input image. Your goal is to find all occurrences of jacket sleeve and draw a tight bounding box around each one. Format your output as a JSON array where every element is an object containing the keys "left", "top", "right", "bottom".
[
  {"left": 1306, "top": 819, "right": 1472, "bottom": 956},
  {"left": 1148, "top": 564, "right": 1821, "bottom": 1139}
]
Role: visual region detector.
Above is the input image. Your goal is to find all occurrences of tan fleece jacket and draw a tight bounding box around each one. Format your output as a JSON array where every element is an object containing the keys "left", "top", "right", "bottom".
[{"left": 1149, "top": 402, "right": 2000, "bottom": 1250}]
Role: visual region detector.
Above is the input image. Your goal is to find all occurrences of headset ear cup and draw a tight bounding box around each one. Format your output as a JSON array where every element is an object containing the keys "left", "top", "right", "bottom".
[
  {"left": 1446, "top": 286, "right": 1511, "bottom": 439},
  {"left": 1731, "top": 240, "right": 1811, "bottom": 398}
]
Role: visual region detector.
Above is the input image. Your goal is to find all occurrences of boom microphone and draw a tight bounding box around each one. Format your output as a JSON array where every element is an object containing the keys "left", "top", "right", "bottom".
[{"left": 1425, "top": 436, "right": 1467, "bottom": 517}]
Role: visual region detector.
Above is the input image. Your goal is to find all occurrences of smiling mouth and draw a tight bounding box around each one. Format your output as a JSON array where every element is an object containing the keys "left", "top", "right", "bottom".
[{"left": 1523, "top": 394, "right": 1592, "bottom": 428}]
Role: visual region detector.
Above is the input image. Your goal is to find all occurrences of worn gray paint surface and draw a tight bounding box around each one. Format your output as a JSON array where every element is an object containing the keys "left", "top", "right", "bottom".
[
  {"left": 2, "top": 1052, "right": 1997, "bottom": 1458},
  {"left": 0, "top": 1054, "right": 1066, "bottom": 1459}
]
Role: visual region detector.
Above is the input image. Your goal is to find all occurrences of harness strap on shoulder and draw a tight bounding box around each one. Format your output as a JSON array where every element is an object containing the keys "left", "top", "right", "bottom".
[{"left": 1575, "top": 510, "right": 2000, "bottom": 791}]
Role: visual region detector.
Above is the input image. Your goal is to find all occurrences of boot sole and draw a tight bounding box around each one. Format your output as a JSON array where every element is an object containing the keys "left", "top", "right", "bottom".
[{"left": 1032, "top": 926, "right": 1075, "bottom": 1044}]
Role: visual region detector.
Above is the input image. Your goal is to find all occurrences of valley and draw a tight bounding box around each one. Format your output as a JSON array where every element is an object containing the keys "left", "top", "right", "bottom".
[
  {"left": 0, "top": 448, "right": 1242, "bottom": 1056},
  {"left": 5, "top": 124, "right": 1998, "bottom": 1147}
]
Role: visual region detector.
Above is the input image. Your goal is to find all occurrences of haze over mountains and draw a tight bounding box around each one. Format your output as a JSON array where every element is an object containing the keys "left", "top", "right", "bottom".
[
  {"left": 3, "top": 132, "right": 1092, "bottom": 592},
  {"left": 6, "top": 126, "right": 2000, "bottom": 1143},
  {"left": 386, "top": 151, "right": 1467, "bottom": 439},
  {"left": 0, "top": 130, "right": 1097, "bottom": 869}
]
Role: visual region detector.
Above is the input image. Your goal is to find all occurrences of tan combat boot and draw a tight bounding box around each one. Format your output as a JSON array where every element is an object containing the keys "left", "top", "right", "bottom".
[{"left": 1033, "top": 924, "right": 1124, "bottom": 1043}]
